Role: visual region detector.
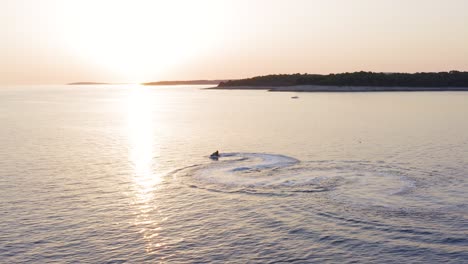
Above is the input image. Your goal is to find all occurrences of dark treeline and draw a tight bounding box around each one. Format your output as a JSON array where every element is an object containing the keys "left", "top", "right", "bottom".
[{"left": 218, "top": 71, "right": 468, "bottom": 87}]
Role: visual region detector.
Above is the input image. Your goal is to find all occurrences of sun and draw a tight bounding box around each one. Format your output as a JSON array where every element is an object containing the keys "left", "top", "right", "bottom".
[{"left": 56, "top": 0, "right": 218, "bottom": 82}]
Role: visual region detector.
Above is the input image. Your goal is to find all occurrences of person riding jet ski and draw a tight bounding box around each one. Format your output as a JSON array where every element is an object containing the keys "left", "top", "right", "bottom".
[{"left": 210, "top": 150, "right": 220, "bottom": 159}]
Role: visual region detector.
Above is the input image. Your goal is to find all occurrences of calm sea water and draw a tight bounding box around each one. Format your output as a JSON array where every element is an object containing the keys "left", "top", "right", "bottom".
[{"left": 0, "top": 85, "right": 467, "bottom": 263}]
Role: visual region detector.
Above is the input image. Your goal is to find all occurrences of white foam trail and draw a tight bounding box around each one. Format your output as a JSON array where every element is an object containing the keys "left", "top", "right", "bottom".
[
  {"left": 189, "top": 154, "right": 419, "bottom": 208},
  {"left": 195, "top": 153, "right": 300, "bottom": 187},
  {"left": 222, "top": 153, "right": 298, "bottom": 171}
]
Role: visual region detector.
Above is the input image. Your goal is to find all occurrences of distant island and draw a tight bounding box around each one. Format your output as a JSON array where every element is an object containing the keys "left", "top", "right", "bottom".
[
  {"left": 68, "top": 82, "right": 111, "bottom": 85},
  {"left": 213, "top": 71, "right": 468, "bottom": 92},
  {"left": 143, "top": 80, "right": 226, "bottom": 86}
]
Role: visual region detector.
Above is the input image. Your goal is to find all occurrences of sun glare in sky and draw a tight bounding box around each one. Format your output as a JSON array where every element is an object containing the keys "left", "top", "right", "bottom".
[
  {"left": 1, "top": 0, "right": 468, "bottom": 84},
  {"left": 58, "top": 1, "right": 221, "bottom": 82}
]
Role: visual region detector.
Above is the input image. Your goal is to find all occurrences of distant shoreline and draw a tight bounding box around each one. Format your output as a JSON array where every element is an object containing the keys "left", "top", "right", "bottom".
[
  {"left": 216, "top": 71, "right": 468, "bottom": 90},
  {"left": 143, "top": 80, "right": 226, "bottom": 86},
  {"left": 68, "top": 82, "right": 111, "bottom": 85},
  {"left": 207, "top": 85, "right": 468, "bottom": 92}
]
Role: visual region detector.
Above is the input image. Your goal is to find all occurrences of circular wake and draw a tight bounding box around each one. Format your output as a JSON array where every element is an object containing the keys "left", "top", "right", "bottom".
[
  {"left": 173, "top": 152, "right": 465, "bottom": 210},
  {"left": 175, "top": 153, "right": 413, "bottom": 201}
]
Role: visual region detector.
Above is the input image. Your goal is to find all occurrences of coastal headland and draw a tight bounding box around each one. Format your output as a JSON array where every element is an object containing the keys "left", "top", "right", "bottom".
[{"left": 209, "top": 71, "right": 468, "bottom": 92}]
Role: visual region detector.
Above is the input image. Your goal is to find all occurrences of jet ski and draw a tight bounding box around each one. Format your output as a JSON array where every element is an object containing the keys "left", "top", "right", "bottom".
[{"left": 210, "top": 150, "right": 220, "bottom": 160}]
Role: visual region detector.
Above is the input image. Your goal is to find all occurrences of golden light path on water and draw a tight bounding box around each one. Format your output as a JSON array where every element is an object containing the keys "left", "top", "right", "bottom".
[{"left": 126, "top": 85, "right": 166, "bottom": 254}]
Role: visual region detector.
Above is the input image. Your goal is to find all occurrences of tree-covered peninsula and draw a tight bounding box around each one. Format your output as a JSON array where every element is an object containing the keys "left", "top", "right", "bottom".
[{"left": 218, "top": 71, "right": 468, "bottom": 89}]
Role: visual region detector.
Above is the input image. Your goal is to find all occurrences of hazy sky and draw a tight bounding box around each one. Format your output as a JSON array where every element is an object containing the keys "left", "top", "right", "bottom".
[{"left": 1, "top": 0, "right": 468, "bottom": 84}]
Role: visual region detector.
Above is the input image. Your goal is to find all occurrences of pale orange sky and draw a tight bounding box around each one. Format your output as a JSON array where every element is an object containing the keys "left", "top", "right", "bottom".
[{"left": 1, "top": 0, "right": 468, "bottom": 84}]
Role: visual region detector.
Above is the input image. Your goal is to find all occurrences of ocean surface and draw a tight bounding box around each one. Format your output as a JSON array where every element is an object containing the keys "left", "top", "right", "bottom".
[{"left": 0, "top": 84, "right": 467, "bottom": 263}]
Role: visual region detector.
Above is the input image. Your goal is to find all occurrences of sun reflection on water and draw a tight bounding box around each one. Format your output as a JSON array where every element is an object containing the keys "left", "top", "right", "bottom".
[
  {"left": 127, "top": 86, "right": 161, "bottom": 194},
  {"left": 126, "top": 85, "right": 166, "bottom": 253}
]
